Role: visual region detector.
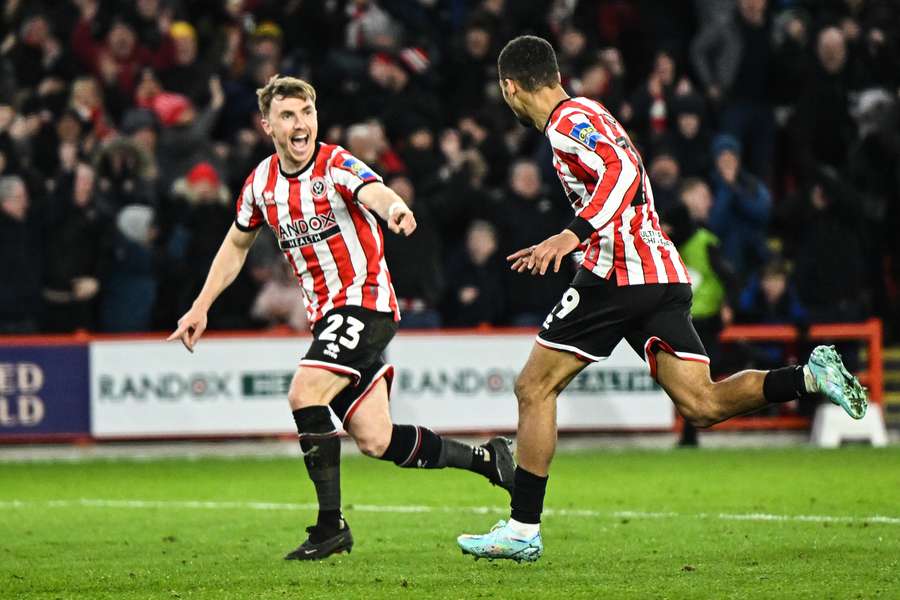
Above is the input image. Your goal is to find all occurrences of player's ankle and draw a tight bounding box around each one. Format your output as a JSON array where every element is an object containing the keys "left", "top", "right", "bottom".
[
  {"left": 316, "top": 509, "right": 344, "bottom": 533},
  {"left": 507, "top": 518, "right": 540, "bottom": 538},
  {"left": 802, "top": 365, "right": 818, "bottom": 393}
]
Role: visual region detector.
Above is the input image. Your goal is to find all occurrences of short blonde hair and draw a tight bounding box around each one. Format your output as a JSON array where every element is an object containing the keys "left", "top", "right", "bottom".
[{"left": 256, "top": 75, "right": 317, "bottom": 117}]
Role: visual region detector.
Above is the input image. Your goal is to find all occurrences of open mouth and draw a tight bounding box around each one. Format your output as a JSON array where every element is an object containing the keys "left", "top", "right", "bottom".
[{"left": 290, "top": 133, "right": 310, "bottom": 153}]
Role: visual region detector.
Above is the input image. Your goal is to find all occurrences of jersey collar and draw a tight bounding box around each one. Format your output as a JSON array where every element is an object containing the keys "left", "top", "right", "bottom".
[
  {"left": 278, "top": 142, "right": 320, "bottom": 178},
  {"left": 543, "top": 97, "right": 573, "bottom": 135}
]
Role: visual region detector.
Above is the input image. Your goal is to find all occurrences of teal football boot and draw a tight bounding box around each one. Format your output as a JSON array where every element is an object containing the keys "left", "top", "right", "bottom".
[
  {"left": 807, "top": 345, "right": 868, "bottom": 419},
  {"left": 457, "top": 520, "right": 543, "bottom": 563}
]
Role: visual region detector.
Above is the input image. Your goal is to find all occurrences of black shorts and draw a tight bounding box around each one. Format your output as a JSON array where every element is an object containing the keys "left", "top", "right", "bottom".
[
  {"left": 301, "top": 306, "right": 397, "bottom": 426},
  {"left": 537, "top": 276, "right": 708, "bottom": 379}
]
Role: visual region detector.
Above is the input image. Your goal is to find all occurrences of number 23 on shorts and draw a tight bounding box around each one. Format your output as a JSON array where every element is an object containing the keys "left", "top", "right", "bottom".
[
  {"left": 542, "top": 288, "right": 581, "bottom": 329},
  {"left": 318, "top": 313, "right": 366, "bottom": 350}
]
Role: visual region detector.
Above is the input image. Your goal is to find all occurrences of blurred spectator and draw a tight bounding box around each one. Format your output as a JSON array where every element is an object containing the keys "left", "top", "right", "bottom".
[
  {"left": 93, "top": 135, "right": 157, "bottom": 218},
  {"left": 788, "top": 27, "right": 856, "bottom": 176},
  {"left": 358, "top": 52, "right": 441, "bottom": 142},
  {"left": 771, "top": 8, "right": 814, "bottom": 109},
  {"left": 627, "top": 49, "right": 678, "bottom": 147},
  {"left": 647, "top": 150, "right": 681, "bottom": 217},
  {"left": 0, "top": 176, "right": 42, "bottom": 333},
  {"left": 382, "top": 175, "right": 443, "bottom": 329},
  {"left": 397, "top": 120, "right": 442, "bottom": 194},
  {"left": 736, "top": 258, "right": 807, "bottom": 368},
  {"left": 442, "top": 220, "right": 505, "bottom": 327},
  {"left": 41, "top": 162, "right": 102, "bottom": 332},
  {"left": 99, "top": 204, "right": 157, "bottom": 332},
  {"left": 159, "top": 21, "right": 211, "bottom": 107},
  {"left": 70, "top": 4, "right": 173, "bottom": 108},
  {"left": 344, "top": 0, "right": 403, "bottom": 51},
  {"left": 154, "top": 74, "right": 225, "bottom": 190},
  {"left": 251, "top": 260, "right": 308, "bottom": 332},
  {"left": 692, "top": 0, "right": 774, "bottom": 180},
  {"left": 5, "top": 12, "right": 74, "bottom": 105},
  {"left": 68, "top": 76, "right": 115, "bottom": 141},
  {"left": 556, "top": 26, "right": 593, "bottom": 84},
  {"left": 345, "top": 121, "right": 404, "bottom": 178},
  {"left": 430, "top": 128, "right": 492, "bottom": 250},
  {"left": 497, "top": 160, "right": 571, "bottom": 326},
  {"left": 457, "top": 114, "right": 510, "bottom": 189},
  {"left": 776, "top": 167, "right": 868, "bottom": 324},
  {"left": 661, "top": 93, "right": 711, "bottom": 179},
  {"left": 444, "top": 18, "right": 495, "bottom": 122},
  {"left": 708, "top": 134, "right": 771, "bottom": 276}
]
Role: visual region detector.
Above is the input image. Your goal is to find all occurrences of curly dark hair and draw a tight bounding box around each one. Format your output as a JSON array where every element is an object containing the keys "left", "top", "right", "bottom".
[{"left": 497, "top": 35, "right": 560, "bottom": 91}]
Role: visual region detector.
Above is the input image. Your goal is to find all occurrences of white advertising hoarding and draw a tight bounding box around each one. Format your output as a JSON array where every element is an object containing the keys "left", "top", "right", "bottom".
[
  {"left": 90, "top": 333, "right": 673, "bottom": 438},
  {"left": 388, "top": 334, "right": 673, "bottom": 431},
  {"left": 90, "top": 337, "right": 311, "bottom": 437}
]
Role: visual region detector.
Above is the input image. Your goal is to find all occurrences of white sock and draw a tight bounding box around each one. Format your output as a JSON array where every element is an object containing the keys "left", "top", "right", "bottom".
[
  {"left": 507, "top": 518, "right": 540, "bottom": 538},
  {"left": 803, "top": 365, "right": 818, "bottom": 393}
]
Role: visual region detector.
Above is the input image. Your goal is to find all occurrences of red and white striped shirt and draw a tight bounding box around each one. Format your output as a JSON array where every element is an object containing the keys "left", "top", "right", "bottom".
[
  {"left": 546, "top": 97, "right": 690, "bottom": 286},
  {"left": 235, "top": 143, "right": 399, "bottom": 324}
]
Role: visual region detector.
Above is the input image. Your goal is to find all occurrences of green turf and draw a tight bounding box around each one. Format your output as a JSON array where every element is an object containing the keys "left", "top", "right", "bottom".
[{"left": 2, "top": 446, "right": 899, "bottom": 599}]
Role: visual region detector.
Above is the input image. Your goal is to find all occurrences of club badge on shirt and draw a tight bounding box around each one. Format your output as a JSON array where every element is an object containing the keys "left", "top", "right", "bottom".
[{"left": 310, "top": 176, "right": 328, "bottom": 199}]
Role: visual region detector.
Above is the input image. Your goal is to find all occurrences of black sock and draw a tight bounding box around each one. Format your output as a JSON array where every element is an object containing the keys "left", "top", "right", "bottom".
[
  {"left": 293, "top": 406, "right": 342, "bottom": 530},
  {"left": 439, "top": 438, "right": 480, "bottom": 470},
  {"left": 379, "top": 424, "right": 443, "bottom": 468},
  {"left": 510, "top": 466, "right": 548, "bottom": 524},
  {"left": 763, "top": 366, "right": 806, "bottom": 403}
]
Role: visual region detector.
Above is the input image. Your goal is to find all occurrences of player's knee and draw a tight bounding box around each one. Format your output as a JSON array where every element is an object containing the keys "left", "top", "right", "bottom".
[
  {"left": 353, "top": 426, "right": 391, "bottom": 458},
  {"left": 514, "top": 373, "right": 548, "bottom": 408}
]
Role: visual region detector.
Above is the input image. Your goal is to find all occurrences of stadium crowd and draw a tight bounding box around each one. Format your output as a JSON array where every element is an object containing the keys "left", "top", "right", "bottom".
[{"left": 1, "top": 0, "right": 899, "bottom": 344}]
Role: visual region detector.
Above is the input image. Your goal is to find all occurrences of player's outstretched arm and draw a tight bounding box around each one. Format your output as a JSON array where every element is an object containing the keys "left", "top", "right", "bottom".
[
  {"left": 167, "top": 224, "right": 259, "bottom": 352},
  {"left": 357, "top": 182, "right": 417, "bottom": 236}
]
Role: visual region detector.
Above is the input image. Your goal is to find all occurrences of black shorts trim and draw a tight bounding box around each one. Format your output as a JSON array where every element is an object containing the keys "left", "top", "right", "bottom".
[
  {"left": 641, "top": 335, "right": 710, "bottom": 380},
  {"left": 332, "top": 363, "right": 395, "bottom": 428},
  {"left": 298, "top": 359, "right": 362, "bottom": 385},
  {"left": 534, "top": 336, "right": 608, "bottom": 362}
]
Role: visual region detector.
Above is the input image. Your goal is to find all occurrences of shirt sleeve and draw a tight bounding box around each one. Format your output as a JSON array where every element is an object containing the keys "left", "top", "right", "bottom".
[
  {"left": 549, "top": 112, "right": 640, "bottom": 242},
  {"left": 234, "top": 172, "right": 265, "bottom": 231},
  {"left": 328, "top": 148, "right": 383, "bottom": 202}
]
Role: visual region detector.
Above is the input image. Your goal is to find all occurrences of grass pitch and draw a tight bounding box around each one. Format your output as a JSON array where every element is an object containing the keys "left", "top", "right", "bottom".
[{"left": 2, "top": 446, "right": 899, "bottom": 599}]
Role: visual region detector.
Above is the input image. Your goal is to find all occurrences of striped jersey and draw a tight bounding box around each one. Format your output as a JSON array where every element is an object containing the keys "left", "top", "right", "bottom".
[
  {"left": 235, "top": 143, "right": 398, "bottom": 324},
  {"left": 545, "top": 97, "right": 690, "bottom": 286}
]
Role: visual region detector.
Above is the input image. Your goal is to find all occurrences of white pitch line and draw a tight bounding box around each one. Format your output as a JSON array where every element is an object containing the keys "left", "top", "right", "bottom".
[{"left": 1, "top": 499, "right": 899, "bottom": 526}]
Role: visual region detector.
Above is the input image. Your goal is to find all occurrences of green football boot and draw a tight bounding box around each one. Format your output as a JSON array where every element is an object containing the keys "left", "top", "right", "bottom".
[{"left": 807, "top": 345, "right": 868, "bottom": 420}]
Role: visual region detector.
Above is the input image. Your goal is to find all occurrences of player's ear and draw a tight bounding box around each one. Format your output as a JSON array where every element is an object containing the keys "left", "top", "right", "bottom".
[{"left": 260, "top": 116, "right": 272, "bottom": 135}]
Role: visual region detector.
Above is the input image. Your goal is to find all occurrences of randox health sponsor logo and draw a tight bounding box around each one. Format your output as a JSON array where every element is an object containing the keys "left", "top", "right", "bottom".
[
  {"left": 396, "top": 366, "right": 660, "bottom": 396},
  {"left": 397, "top": 368, "right": 518, "bottom": 395},
  {"left": 98, "top": 372, "right": 235, "bottom": 402}
]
